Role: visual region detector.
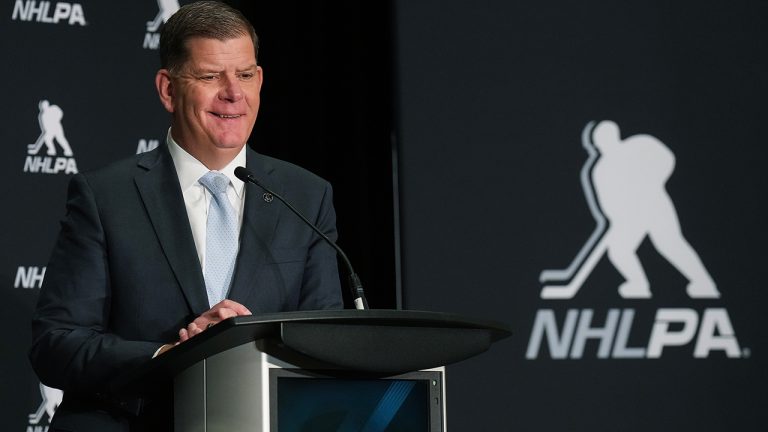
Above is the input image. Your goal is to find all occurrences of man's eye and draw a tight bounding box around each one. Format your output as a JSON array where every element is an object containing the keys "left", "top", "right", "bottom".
[
  {"left": 239, "top": 73, "right": 254, "bottom": 80},
  {"left": 199, "top": 75, "right": 217, "bottom": 81}
]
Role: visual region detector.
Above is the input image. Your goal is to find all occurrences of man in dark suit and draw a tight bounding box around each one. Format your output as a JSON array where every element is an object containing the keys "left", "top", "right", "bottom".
[{"left": 29, "top": 2, "right": 342, "bottom": 430}]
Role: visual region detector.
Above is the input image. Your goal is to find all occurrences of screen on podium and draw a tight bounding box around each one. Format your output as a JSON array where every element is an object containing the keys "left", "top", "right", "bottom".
[{"left": 270, "top": 369, "right": 443, "bottom": 431}]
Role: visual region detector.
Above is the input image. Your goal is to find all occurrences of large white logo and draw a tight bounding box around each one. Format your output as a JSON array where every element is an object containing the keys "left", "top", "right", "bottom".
[
  {"left": 526, "top": 121, "right": 743, "bottom": 360},
  {"left": 539, "top": 120, "right": 719, "bottom": 299},
  {"left": 28, "top": 383, "right": 63, "bottom": 426},
  {"left": 24, "top": 100, "right": 78, "bottom": 175},
  {"left": 143, "top": 0, "right": 180, "bottom": 49},
  {"left": 11, "top": 1, "right": 86, "bottom": 26}
]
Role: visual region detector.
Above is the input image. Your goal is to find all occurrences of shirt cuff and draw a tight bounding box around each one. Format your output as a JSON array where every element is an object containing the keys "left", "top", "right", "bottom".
[{"left": 152, "top": 344, "right": 168, "bottom": 358}]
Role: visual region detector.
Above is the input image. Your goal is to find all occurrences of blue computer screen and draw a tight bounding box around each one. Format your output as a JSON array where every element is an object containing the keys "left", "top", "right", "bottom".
[{"left": 276, "top": 376, "right": 431, "bottom": 432}]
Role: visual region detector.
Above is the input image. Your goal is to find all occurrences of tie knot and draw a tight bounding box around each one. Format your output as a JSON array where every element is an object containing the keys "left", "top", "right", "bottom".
[{"left": 199, "top": 171, "right": 230, "bottom": 195}]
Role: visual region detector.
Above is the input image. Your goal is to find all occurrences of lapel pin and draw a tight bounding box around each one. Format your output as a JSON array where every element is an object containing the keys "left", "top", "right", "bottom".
[{"left": 263, "top": 192, "right": 274, "bottom": 203}]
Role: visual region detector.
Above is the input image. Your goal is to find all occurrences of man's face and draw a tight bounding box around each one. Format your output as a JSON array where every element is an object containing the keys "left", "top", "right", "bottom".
[{"left": 157, "top": 35, "right": 262, "bottom": 165}]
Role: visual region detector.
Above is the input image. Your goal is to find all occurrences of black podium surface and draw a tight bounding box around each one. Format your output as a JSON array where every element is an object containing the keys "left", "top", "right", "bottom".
[{"left": 112, "top": 309, "right": 511, "bottom": 394}]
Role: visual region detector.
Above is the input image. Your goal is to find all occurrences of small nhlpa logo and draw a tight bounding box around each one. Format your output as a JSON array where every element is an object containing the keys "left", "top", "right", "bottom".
[
  {"left": 143, "top": 0, "right": 180, "bottom": 49},
  {"left": 11, "top": 1, "right": 86, "bottom": 26},
  {"left": 539, "top": 120, "right": 719, "bottom": 299},
  {"left": 28, "top": 383, "right": 63, "bottom": 426},
  {"left": 15, "top": 266, "right": 46, "bottom": 289},
  {"left": 28, "top": 100, "right": 72, "bottom": 157},
  {"left": 137, "top": 138, "right": 159, "bottom": 154},
  {"left": 24, "top": 100, "right": 78, "bottom": 175},
  {"left": 526, "top": 121, "right": 742, "bottom": 360}
]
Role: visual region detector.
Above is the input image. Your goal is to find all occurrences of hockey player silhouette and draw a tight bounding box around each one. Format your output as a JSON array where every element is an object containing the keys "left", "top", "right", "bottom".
[
  {"left": 28, "top": 383, "right": 63, "bottom": 425},
  {"left": 27, "top": 100, "right": 73, "bottom": 157},
  {"left": 540, "top": 121, "right": 719, "bottom": 299},
  {"left": 146, "top": 0, "right": 180, "bottom": 32}
]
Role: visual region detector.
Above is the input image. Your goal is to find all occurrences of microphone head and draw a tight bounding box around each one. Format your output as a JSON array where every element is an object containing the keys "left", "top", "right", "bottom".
[{"left": 234, "top": 166, "right": 253, "bottom": 183}]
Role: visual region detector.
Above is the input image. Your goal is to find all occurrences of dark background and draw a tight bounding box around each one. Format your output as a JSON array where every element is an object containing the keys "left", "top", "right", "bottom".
[
  {"left": 2, "top": 0, "right": 766, "bottom": 430},
  {"left": 395, "top": 0, "right": 767, "bottom": 430},
  {"left": 236, "top": 0, "right": 399, "bottom": 309}
]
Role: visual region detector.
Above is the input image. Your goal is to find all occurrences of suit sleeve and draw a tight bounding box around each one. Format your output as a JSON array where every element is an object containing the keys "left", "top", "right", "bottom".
[
  {"left": 298, "top": 180, "right": 344, "bottom": 310},
  {"left": 29, "top": 174, "right": 161, "bottom": 394}
]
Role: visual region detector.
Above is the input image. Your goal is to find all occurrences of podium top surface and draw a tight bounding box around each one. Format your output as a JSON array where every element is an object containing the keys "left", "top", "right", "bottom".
[
  {"left": 111, "top": 309, "right": 511, "bottom": 393},
  {"left": 230, "top": 309, "right": 510, "bottom": 335}
]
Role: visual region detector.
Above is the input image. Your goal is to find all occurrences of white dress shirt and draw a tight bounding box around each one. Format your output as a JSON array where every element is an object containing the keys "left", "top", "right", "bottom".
[{"left": 165, "top": 130, "right": 247, "bottom": 272}]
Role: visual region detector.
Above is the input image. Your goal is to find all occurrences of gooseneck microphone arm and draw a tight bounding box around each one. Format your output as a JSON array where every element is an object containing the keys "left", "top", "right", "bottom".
[{"left": 234, "top": 166, "right": 369, "bottom": 310}]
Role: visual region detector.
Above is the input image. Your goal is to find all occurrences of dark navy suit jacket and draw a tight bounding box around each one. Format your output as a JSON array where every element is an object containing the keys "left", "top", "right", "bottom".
[{"left": 29, "top": 144, "right": 342, "bottom": 431}]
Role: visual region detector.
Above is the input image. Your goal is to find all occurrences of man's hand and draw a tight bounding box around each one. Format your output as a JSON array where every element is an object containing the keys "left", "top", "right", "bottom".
[
  {"left": 156, "top": 300, "right": 253, "bottom": 356},
  {"left": 178, "top": 299, "right": 252, "bottom": 342}
]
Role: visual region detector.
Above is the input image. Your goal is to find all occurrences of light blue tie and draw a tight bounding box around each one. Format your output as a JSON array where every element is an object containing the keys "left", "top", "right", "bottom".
[{"left": 198, "top": 171, "right": 238, "bottom": 307}]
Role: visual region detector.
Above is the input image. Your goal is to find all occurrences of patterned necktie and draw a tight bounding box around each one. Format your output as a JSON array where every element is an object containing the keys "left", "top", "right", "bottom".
[{"left": 198, "top": 171, "right": 238, "bottom": 307}]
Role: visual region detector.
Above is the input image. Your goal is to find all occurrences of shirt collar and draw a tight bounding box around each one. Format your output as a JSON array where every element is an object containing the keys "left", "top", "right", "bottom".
[{"left": 166, "top": 129, "right": 247, "bottom": 197}]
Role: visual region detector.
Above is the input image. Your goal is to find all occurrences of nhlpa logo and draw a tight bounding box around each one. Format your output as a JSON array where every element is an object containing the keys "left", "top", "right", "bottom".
[
  {"left": 11, "top": 1, "right": 86, "bottom": 26},
  {"left": 143, "top": 0, "right": 180, "bottom": 49},
  {"left": 15, "top": 266, "right": 46, "bottom": 289},
  {"left": 526, "top": 121, "right": 743, "bottom": 360},
  {"left": 28, "top": 382, "right": 63, "bottom": 427},
  {"left": 137, "top": 138, "right": 159, "bottom": 154},
  {"left": 24, "top": 100, "right": 78, "bottom": 175},
  {"left": 539, "top": 120, "right": 719, "bottom": 299}
]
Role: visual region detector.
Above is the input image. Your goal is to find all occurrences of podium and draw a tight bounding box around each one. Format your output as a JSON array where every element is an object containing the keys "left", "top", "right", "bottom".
[{"left": 112, "top": 310, "right": 511, "bottom": 431}]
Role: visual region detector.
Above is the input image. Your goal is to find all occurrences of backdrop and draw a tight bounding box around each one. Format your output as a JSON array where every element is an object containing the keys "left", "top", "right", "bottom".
[
  {"left": 395, "top": 0, "right": 767, "bottom": 430},
  {"left": 3, "top": 0, "right": 767, "bottom": 431},
  {"left": 0, "top": 0, "right": 396, "bottom": 430},
  {"left": 3, "top": 2, "right": 170, "bottom": 429}
]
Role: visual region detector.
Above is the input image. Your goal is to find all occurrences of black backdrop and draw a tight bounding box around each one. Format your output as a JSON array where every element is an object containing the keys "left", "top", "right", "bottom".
[
  {"left": 395, "top": 0, "right": 767, "bottom": 430},
  {"left": 235, "top": 0, "right": 398, "bottom": 309}
]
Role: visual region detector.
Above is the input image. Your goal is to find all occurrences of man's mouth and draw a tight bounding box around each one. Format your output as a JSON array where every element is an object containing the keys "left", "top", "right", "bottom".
[{"left": 210, "top": 112, "right": 243, "bottom": 119}]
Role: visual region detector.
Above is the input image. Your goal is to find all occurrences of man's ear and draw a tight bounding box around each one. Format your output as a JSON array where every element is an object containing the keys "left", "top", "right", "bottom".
[
  {"left": 256, "top": 66, "right": 264, "bottom": 93},
  {"left": 155, "top": 69, "right": 174, "bottom": 113}
]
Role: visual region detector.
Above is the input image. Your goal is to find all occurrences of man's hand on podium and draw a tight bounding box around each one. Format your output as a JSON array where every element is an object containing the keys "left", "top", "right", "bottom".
[
  {"left": 180, "top": 299, "right": 252, "bottom": 341},
  {"left": 155, "top": 300, "right": 252, "bottom": 357}
]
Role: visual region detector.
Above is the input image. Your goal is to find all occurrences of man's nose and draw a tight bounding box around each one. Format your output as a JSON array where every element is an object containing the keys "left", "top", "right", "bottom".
[{"left": 218, "top": 75, "right": 243, "bottom": 102}]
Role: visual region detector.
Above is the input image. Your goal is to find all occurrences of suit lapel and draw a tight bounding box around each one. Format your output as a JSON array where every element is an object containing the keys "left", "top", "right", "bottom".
[
  {"left": 134, "top": 146, "right": 209, "bottom": 316},
  {"left": 227, "top": 149, "right": 283, "bottom": 305}
]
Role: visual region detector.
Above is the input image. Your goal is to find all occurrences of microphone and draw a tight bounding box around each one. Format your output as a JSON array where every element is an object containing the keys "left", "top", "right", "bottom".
[{"left": 234, "top": 166, "right": 369, "bottom": 310}]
